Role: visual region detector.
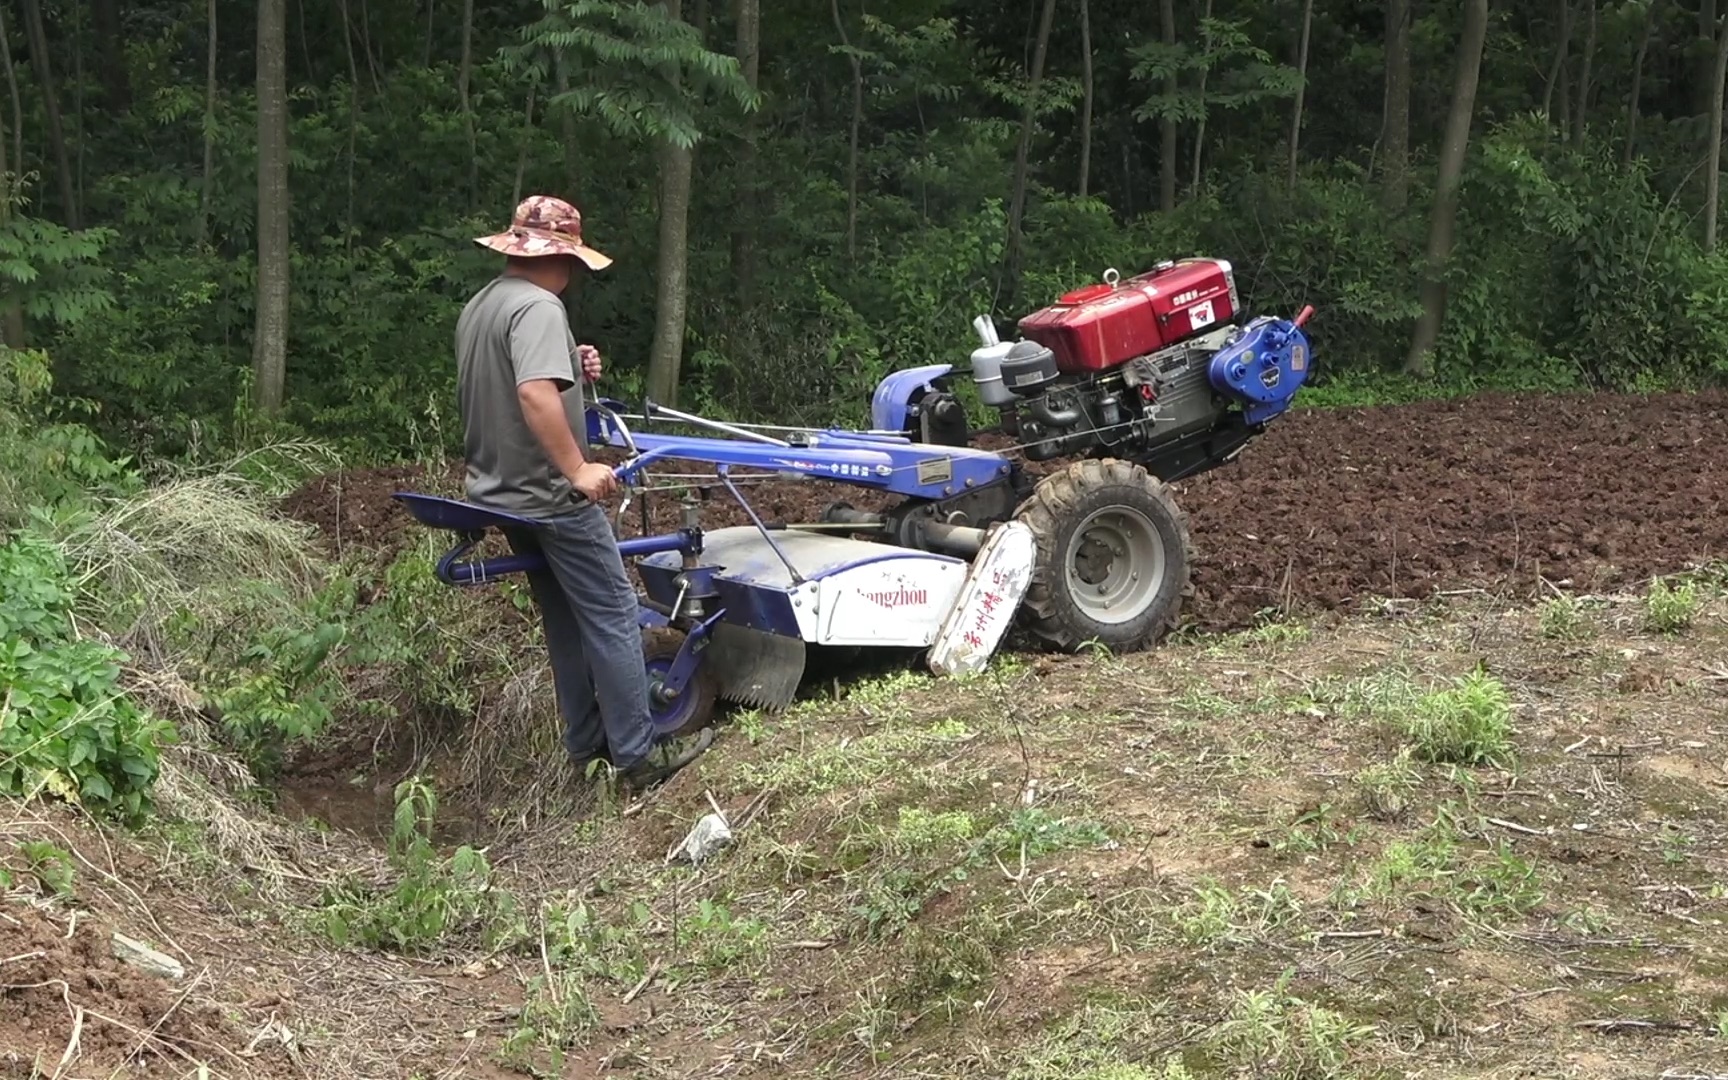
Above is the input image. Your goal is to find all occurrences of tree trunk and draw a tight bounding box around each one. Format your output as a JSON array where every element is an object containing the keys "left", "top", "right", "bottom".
[
  {"left": 458, "top": 0, "right": 477, "bottom": 207},
  {"left": 198, "top": 0, "right": 216, "bottom": 245},
  {"left": 1190, "top": 0, "right": 1214, "bottom": 191},
  {"left": 1625, "top": 0, "right": 1658, "bottom": 164},
  {"left": 1381, "top": 0, "right": 1410, "bottom": 210},
  {"left": 1541, "top": 0, "right": 1572, "bottom": 126},
  {"left": 1705, "top": 1, "right": 1722, "bottom": 126},
  {"left": 424, "top": 0, "right": 434, "bottom": 66},
  {"left": 0, "top": 6, "right": 20, "bottom": 174},
  {"left": 88, "top": 0, "right": 127, "bottom": 113},
  {"left": 1159, "top": 0, "right": 1177, "bottom": 212},
  {"left": 555, "top": 53, "right": 579, "bottom": 197},
  {"left": 731, "top": 0, "right": 760, "bottom": 306},
  {"left": 831, "top": 0, "right": 861, "bottom": 262},
  {"left": 253, "top": 0, "right": 290, "bottom": 414},
  {"left": 646, "top": 0, "right": 694, "bottom": 406},
  {"left": 1405, "top": 0, "right": 1490, "bottom": 377},
  {"left": 1573, "top": 0, "right": 1596, "bottom": 147},
  {"left": 1006, "top": 0, "right": 1057, "bottom": 278},
  {"left": 1286, "top": 0, "right": 1313, "bottom": 192},
  {"left": 0, "top": 68, "right": 22, "bottom": 347},
  {"left": 1705, "top": 17, "right": 1728, "bottom": 250},
  {"left": 337, "top": 0, "right": 360, "bottom": 238},
  {"left": 1078, "top": 0, "right": 1093, "bottom": 197},
  {"left": 19, "top": 0, "right": 77, "bottom": 228},
  {"left": 70, "top": 0, "right": 83, "bottom": 214},
  {"left": 511, "top": 86, "right": 535, "bottom": 207}
]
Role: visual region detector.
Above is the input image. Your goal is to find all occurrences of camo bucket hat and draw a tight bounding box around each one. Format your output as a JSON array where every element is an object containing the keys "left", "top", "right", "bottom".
[{"left": 473, "top": 195, "right": 613, "bottom": 270}]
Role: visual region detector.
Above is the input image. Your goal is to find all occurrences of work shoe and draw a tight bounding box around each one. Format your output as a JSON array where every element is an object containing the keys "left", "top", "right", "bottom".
[{"left": 618, "top": 728, "right": 715, "bottom": 793}]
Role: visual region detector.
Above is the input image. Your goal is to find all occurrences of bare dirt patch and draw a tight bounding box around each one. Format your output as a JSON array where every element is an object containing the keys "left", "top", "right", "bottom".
[{"left": 0, "top": 904, "right": 256, "bottom": 1078}]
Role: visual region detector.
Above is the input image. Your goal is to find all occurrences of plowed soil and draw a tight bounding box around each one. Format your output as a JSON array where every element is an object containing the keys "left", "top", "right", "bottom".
[
  {"left": 0, "top": 905, "right": 255, "bottom": 1076},
  {"left": 280, "top": 390, "right": 1728, "bottom": 632}
]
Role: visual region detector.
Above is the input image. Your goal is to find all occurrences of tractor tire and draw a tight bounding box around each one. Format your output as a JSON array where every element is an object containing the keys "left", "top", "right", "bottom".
[
  {"left": 643, "top": 626, "right": 719, "bottom": 739},
  {"left": 1013, "top": 458, "right": 1195, "bottom": 653}
]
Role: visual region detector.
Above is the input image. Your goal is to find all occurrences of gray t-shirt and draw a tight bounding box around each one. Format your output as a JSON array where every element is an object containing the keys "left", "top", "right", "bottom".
[{"left": 455, "top": 275, "right": 590, "bottom": 518}]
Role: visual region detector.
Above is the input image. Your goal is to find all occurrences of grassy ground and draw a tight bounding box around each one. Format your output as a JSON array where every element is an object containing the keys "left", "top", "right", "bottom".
[{"left": 5, "top": 573, "right": 1728, "bottom": 1079}]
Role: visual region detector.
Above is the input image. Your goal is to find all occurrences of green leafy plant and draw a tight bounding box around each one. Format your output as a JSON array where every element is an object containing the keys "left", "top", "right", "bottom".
[
  {"left": 16, "top": 841, "right": 77, "bottom": 898},
  {"left": 1643, "top": 578, "right": 1701, "bottom": 634},
  {"left": 321, "top": 776, "right": 518, "bottom": 954},
  {"left": 0, "top": 534, "right": 169, "bottom": 822},
  {"left": 1400, "top": 670, "right": 1514, "bottom": 768}
]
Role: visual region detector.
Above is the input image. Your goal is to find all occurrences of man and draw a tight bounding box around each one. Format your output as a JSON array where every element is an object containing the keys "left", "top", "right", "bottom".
[{"left": 457, "top": 194, "right": 714, "bottom": 792}]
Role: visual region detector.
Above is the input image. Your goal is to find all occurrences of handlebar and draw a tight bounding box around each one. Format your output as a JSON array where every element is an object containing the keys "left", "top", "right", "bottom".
[{"left": 1293, "top": 304, "right": 1314, "bottom": 329}]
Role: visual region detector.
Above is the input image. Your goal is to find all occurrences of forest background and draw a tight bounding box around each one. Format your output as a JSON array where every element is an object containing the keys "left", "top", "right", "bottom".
[{"left": 3, "top": 0, "right": 1728, "bottom": 476}]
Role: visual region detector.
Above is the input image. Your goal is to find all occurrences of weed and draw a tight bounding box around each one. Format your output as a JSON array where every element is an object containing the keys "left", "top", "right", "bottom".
[
  {"left": 320, "top": 777, "right": 518, "bottom": 954},
  {"left": 1209, "top": 972, "right": 1375, "bottom": 1079},
  {"left": 0, "top": 533, "right": 170, "bottom": 821},
  {"left": 499, "top": 971, "right": 598, "bottom": 1076},
  {"left": 1175, "top": 879, "right": 1301, "bottom": 946},
  {"left": 1273, "top": 802, "right": 1344, "bottom": 855},
  {"left": 1643, "top": 578, "right": 1701, "bottom": 634},
  {"left": 892, "top": 911, "right": 1009, "bottom": 1021},
  {"left": 1457, "top": 840, "right": 1544, "bottom": 918},
  {"left": 540, "top": 898, "right": 649, "bottom": 985},
  {"left": 677, "top": 898, "right": 769, "bottom": 974},
  {"left": 735, "top": 716, "right": 975, "bottom": 796},
  {"left": 1661, "top": 825, "right": 1696, "bottom": 865},
  {"left": 1538, "top": 593, "right": 1588, "bottom": 640},
  {"left": 1400, "top": 669, "right": 1514, "bottom": 767},
  {"left": 1004, "top": 1000, "right": 1186, "bottom": 1079},
  {"left": 1559, "top": 904, "right": 1614, "bottom": 936},
  {"left": 15, "top": 841, "right": 76, "bottom": 898},
  {"left": 1353, "top": 750, "right": 1419, "bottom": 821}
]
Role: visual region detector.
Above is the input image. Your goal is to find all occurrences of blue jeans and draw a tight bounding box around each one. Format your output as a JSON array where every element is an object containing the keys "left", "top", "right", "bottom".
[{"left": 503, "top": 502, "right": 655, "bottom": 770}]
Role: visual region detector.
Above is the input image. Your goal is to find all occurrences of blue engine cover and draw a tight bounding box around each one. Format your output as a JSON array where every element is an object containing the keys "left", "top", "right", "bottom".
[{"left": 1206, "top": 316, "right": 1312, "bottom": 425}]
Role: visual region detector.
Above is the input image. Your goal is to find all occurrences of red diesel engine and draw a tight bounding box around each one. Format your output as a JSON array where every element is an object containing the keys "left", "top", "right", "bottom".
[
  {"left": 967, "top": 259, "right": 1253, "bottom": 479},
  {"left": 1017, "top": 259, "right": 1239, "bottom": 375}
]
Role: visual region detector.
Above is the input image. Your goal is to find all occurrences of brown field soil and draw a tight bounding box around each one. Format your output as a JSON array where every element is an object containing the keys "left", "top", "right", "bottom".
[{"left": 278, "top": 389, "right": 1728, "bottom": 631}]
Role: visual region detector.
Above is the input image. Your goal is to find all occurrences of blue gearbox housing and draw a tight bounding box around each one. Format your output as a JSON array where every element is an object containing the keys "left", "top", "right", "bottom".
[{"left": 1206, "top": 315, "right": 1312, "bottom": 425}]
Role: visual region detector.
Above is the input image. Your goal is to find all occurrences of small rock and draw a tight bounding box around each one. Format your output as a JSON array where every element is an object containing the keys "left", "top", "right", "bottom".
[{"left": 112, "top": 932, "right": 184, "bottom": 980}]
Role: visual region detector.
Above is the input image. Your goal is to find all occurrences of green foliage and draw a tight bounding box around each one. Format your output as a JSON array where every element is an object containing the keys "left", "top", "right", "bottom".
[
  {"left": 0, "top": 349, "right": 137, "bottom": 523},
  {"left": 1399, "top": 670, "right": 1515, "bottom": 768},
  {"left": 1643, "top": 577, "right": 1702, "bottom": 633},
  {"left": 1538, "top": 593, "right": 1589, "bottom": 640},
  {"left": 321, "top": 776, "right": 518, "bottom": 954},
  {"left": 506, "top": 0, "right": 759, "bottom": 149},
  {"left": 1130, "top": 17, "right": 1302, "bottom": 124},
  {"left": 0, "top": 534, "right": 169, "bottom": 823},
  {"left": 0, "top": 187, "right": 115, "bottom": 328},
  {"left": 14, "top": 841, "right": 77, "bottom": 898}
]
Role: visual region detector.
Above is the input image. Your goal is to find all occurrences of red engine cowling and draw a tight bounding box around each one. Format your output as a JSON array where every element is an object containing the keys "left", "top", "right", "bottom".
[{"left": 1016, "top": 259, "right": 1239, "bottom": 375}]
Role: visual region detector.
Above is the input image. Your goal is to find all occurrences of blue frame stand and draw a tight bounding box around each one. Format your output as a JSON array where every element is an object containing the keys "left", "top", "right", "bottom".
[{"left": 391, "top": 492, "right": 723, "bottom": 739}]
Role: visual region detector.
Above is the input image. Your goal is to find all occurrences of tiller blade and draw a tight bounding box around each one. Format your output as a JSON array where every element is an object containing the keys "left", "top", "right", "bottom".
[{"left": 707, "top": 623, "right": 806, "bottom": 713}]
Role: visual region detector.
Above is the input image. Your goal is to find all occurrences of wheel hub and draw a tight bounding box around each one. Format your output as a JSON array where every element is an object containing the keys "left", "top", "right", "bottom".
[{"left": 1065, "top": 507, "right": 1166, "bottom": 624}]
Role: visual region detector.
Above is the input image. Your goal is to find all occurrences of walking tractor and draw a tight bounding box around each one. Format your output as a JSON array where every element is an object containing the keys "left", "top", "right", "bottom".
[{"left": 394, "top": 259, "right": 1315, "bottom": 737}]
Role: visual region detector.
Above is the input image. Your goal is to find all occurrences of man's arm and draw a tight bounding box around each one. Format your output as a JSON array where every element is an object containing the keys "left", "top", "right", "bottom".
[
  {"left": 511, "top": 300, "right": 616, "bottom": 501},
  {"left": 518, "top": 378, "right": 590, "bottom": 471}
]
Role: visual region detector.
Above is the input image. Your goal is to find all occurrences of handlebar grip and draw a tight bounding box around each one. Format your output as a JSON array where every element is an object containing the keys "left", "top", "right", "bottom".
[{"left": 1293, "top": 304, "right": 1314, "bottom": 329}]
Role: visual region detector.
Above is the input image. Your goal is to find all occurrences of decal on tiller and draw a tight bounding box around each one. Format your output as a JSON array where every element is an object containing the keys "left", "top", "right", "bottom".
[
  {"left": 959, "top": 567, "right": 1014, "bottom": 649},
  {"left": 861, "top": 584, "right": 928, "bottom": 609}
]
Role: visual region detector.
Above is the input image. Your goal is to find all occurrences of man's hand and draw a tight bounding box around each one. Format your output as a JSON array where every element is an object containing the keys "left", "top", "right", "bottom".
[
  {"left": 571, "top": 461, "right": 617, "bottom": 502},
  {"left": 577, "top": 343, "right": 602, "bottom": 383}
]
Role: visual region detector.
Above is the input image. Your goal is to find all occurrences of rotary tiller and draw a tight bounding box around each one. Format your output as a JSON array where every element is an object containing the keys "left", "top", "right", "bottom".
[{"left": 395, "top": 259, "right": 1314, "bottom": 734}]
